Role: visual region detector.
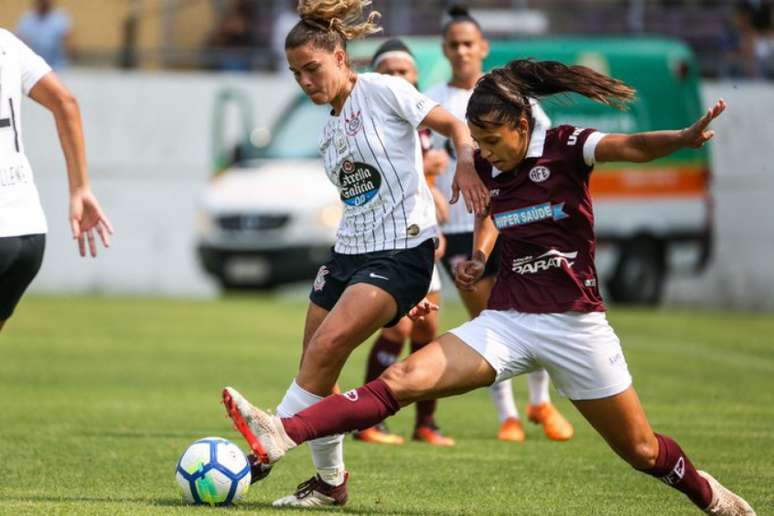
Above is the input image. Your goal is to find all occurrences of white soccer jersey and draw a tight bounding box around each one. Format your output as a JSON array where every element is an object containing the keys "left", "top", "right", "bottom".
[
  {"left": 320, "top": 72, "right": 438, "bottom": 254},
  {"left": 424, "top": 82, "right": 551, "bottom": 234},
  {"left": 0, "top": 28, "right": 51, "bottom": 237}
]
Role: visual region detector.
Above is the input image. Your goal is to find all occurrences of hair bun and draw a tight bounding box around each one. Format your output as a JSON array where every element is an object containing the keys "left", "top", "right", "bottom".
[{"left": 447, "top": 3, "right": 470, "bottom": 18}]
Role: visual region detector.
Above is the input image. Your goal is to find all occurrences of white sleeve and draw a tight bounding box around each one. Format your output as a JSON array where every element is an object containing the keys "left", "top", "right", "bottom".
[
  {"left": 583, "top": 131, "right": 607, "bottom": 167},
  {"left": 9, "top": 32, "right": 52, "bottom": 95},
  {"left": 375, "top": 75, "right": 438, "bottom": 128}
]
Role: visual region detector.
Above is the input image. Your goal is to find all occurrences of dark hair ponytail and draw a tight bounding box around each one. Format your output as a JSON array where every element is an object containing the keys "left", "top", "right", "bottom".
[
  {"left": 442, "top": 3, "right": 482, "bottom": 36},
  {"left": 466, "top": 59, "right": 636, "bottom": 128}
]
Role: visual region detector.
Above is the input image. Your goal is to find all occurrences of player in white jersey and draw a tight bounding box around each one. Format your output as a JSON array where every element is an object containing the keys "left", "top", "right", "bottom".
[
  {"left": 352, "top": 38, "right": 454, "bottom": 447},
  {"left": 0, "top": 28, "right": 112, "bottom": 332},
  {"left": 221, "top": 1, "right": 488, "bottom": 508},
  {"left": 424, "top": 4, "right": 574, "bottom": 443}
]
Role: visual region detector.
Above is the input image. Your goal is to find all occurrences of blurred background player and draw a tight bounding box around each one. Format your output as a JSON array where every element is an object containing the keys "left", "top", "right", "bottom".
[
  {"left": 15, "top": 0, "right": 75, "bottom": 69},
  {"left": 353, "top": 38, "right": 454, "bottom": 447},
  {"left": 223, "top": 0, "right": 487, "bottom": 507},
  {"left": 425, "top": 4, "right": 573, "bottom": 443},
  {"left": 0, "top": 28, "right": 112, "bottom": 333}
]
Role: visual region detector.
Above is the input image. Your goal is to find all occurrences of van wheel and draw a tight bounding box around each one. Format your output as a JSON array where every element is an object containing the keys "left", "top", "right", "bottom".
[{"left": 607, "top": 237, "right": 666, "bottom": 305}]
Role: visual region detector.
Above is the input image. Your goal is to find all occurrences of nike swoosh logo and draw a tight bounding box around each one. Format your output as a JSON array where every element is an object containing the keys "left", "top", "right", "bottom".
[{"left": 369, "top": 272, "right": 389, "bottom": 280}]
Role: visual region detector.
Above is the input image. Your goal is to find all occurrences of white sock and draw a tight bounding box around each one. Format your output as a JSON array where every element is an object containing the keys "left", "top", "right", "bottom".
[
  {"left": 276, "top": 379, "right": 346, "bottom": 487},
  {"left": 527, "top": 369, "right": 551, "bottom": 406},
  {"left": 489, "top": 379, "right": 518, "bottom": 422}
]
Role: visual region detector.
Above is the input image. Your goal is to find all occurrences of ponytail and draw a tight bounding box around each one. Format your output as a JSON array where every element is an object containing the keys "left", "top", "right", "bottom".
[{"left": 467, "top": 59, "right": 636, "bottom": 128}]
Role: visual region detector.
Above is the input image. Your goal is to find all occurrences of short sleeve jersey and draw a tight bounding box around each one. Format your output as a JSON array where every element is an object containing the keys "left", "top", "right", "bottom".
[
  {"left": 477, "top": 124, "right": 607, "bottom": 313},
  {"left": 0, "top": 28, "right": 51, "bottom": 237},
  {"left": 424, "top": 82, "right": 551, "bottom": 234},
  {"left": 319, "top": 73, "right": 438, "bottom": 254}
]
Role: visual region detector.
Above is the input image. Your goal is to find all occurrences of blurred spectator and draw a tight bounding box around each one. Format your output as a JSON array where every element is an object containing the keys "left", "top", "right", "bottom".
[
  {"left": 271, "top": 0, "right": 300, "bottom": 72},
  {"left": 723, "top": 0, "right": 774, "bottom": 77},
  {"left": 15, "top": 0, "right": 75, "bottom": 69},
  {"left": 206, "top": 0, "right": 256, "bottom": 71}
]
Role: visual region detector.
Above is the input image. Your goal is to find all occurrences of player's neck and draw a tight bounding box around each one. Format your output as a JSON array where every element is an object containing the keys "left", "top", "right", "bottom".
[
  {"left": 330, "top": 72, "right": 357, "bottom": 116},
  {"left": 449, "top": 72, "right": 482, "bottom": 91}
]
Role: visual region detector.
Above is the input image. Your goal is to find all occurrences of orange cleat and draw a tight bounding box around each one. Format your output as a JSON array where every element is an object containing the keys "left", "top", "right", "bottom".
[
  {"left": 526, "top": 403, "right": 574, "bottom": 441},
  {"left": 413, "top": 425, "right": 455, "bottom": 447},
  {"left": 497, "top": 417, "right": 525, "bottom": 442},
  {"left": 352, "top": 423, "right": 404, "bottom": 445}
]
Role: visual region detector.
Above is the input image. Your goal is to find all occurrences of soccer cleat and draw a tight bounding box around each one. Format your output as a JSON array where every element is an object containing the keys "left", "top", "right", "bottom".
[
  {"left": 222, "top": 386, "right": 296, "bottom": 464},
  {"left": 699, "top": 471, "right": 756, "bottom": 516},
  {"left": 272, "top": 473, "right": 349, "bottom": 507},
  {"left": 526, "top": 403, "right": 574, "bottom": 441},
  {"left": 246, "top": 453, "right": 273, "bottom": 484},
  {"left": 353, "top": 422, "right": 405, "bottom": 445},
  {"left": 497, "top": 417, "right": 525, "bottom": 442},
  {"left": 413, "top": 425, "right": 455, "bottom": 447}
]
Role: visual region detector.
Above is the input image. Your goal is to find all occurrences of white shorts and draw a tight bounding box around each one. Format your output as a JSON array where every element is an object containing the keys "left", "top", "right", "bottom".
[
  {"left": 427, "top": 264, "right": 441, "bottom": 294},
  {"left": 450, "top": 310, "right": 632, "bottom": 400}
]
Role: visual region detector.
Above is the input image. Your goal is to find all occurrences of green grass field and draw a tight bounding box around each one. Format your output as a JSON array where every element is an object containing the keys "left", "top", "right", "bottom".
[{"left": 1, "top": 295, "right": 772, "bottom": 515}]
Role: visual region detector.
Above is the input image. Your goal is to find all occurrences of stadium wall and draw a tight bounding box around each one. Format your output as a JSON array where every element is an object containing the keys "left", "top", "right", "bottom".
[{"left": 21, "top": 72, "right": 774, "bottom": 310}]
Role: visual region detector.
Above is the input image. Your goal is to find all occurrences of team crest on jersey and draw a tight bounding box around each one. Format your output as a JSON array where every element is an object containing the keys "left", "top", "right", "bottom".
[
  {"left": 345, "top": 110, "right": 362, "bottom": 136},
  {"left": 313, "top": 265, "right": 329, "bottom": 292},
  {"left": 338, "top": 161, "right": 382, "bottom": 206},
  {"left": 343, "top": 389, "right": 359, "bottom": 402},
  {"left": 529, "top": 166, "right": 551, "bottom": 183}
]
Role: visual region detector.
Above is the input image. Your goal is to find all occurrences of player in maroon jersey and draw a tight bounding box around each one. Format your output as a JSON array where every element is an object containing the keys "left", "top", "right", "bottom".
[{"left": 223, "top": 60, "right": 755, "bottom": 515}]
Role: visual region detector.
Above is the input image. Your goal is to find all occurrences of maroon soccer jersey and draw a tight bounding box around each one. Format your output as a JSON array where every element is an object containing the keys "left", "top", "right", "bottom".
[{"left": 476, "top": 124, "right": 606, "bottom": 313}]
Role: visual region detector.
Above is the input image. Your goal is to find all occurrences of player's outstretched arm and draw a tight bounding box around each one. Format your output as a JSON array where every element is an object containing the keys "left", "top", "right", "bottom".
[
  {"left": 420, "top": 106, "right": 489, "bottom": 215},
  {"left": 29, "top": 73, "right": 114, "bottom": 257},
  {"left": 595, "top": 98, "right": 727, "bottom": 164}
]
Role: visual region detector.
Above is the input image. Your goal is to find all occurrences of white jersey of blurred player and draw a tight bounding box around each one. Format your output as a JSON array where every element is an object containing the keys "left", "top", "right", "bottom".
[
  {"left": 320, "top": 72, "right": 437, "bottom": 254},
  {"left": 424, "top": 83, "right": 550, "bottom": 234},
  {"left": 0, "top": 28, "right": 50, "bottom": 237}
]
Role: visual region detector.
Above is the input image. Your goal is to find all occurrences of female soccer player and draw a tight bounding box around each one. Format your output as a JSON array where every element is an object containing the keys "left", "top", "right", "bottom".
[
  {"left": 0, "top": 28, "right": 112, "bottom": 333},
  {"left": 224, "top": 60, "right": 755, "bottom": 515},
  {"left": 426, "top": 4, "right": 573, "bottom": 443},
  {"left": 353, "top": 38, "right": 453, "bottom": 447},
  {"left": 225, "top": 1, "right": 486, "bottom": 507}
]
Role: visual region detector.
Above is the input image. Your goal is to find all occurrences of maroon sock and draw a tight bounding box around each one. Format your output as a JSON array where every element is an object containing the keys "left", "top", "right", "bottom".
[
  {"left": 281, "top": 379, "right": 401, "bottom": 444},
  {"left": 365, "top": 336, "right": 404, "bottom": 383},
  {"left": 410, "top": 340, "right": 437, "bottom": 428},
  {"left": 640, "top": 433, "right": 713, "bottom": 509}
]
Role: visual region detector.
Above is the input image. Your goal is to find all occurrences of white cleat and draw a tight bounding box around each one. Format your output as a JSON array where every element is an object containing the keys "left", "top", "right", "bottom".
[
  {"left": 222, "top": 386, "right": 296, "bottom": 464},
  {"left": 272, "top": 474, "right": 349, "bottom": 507},
  {"left": 699, "top": 471, "right": 756, "bottom": 516}
]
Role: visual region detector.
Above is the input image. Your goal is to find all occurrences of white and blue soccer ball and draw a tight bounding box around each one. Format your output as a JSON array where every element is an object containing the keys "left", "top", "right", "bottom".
[{"left": 175, "top": 437, "right": 251, "bottom": 505}]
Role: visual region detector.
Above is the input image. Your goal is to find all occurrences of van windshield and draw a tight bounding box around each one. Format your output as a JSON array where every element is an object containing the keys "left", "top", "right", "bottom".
[{"left": 257, "top": 99, "right": 330, "bottom": 159}]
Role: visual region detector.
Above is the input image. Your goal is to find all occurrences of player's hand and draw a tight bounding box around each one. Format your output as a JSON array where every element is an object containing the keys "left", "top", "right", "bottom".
[
  {"left": 450, "top": 154, "right": 488, "bottom": 215},
  {"left": 69, "top": 187, "right": 114, "bottom": 257},
  {"left": 407, "top": 297, "right": 439, "bottom": 322},
  {"left": 682, "top": 98, "right": 726, "bottom": 149},
  {"left": 454, "top": 257, "right": 485, "bottom": 291}
]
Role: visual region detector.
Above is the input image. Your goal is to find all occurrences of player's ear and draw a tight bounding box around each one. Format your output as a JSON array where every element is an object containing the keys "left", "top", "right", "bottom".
[
  {"left": 517, "top": 115, "right": 530, "bottom": 135},
  {"left": 481, "top": 37, "right": 490, "bottom": 59},
  {"left": 334, "top": 48, "right": 347, "bottom": 68}
]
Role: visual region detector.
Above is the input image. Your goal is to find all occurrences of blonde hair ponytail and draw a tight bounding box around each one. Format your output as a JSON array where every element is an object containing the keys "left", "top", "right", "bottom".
[{"left": 286, "top": 0, "right": 381, "bottom": 52}]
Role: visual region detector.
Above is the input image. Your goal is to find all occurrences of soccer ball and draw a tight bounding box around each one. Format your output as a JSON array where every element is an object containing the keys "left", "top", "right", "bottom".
[{"left": 175, "top": 437, "right": 251, "bottom": 505}]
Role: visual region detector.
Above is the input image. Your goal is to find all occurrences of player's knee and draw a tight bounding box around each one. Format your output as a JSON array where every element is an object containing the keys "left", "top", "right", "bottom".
[
  {"left": 307, "top": 327, "right": 351, "bottom": 360},
  {"left": 380, "top": 360, "right": 429, "bottom": 403},
  {"left": 626, "top": 440, "right": 659, "bottom": 470}
]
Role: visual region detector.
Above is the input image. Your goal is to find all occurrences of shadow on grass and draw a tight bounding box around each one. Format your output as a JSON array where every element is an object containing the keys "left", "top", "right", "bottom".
[{"left": 4, "top": 496, "right": 457, "bottom": 515}]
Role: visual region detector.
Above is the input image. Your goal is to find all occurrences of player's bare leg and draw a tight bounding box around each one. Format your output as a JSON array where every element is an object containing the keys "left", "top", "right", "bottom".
[
  {"left": 573, "top": 387, "right": 755, "bottom": 515},
  {"left": 226, "top": 283, "right": 399, "bottom": 507}
]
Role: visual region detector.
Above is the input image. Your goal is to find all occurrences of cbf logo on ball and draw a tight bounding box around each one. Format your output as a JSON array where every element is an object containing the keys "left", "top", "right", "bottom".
[{"left": 339, "top": 160, "right": 382, "bottom": 207}]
